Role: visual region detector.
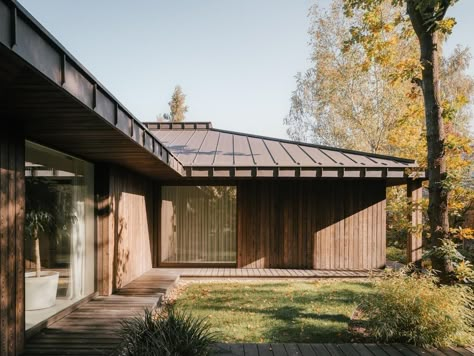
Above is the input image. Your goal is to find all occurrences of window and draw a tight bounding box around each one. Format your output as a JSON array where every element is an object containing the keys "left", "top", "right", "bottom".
[
  {"left": 25, "top": 141, "right": 95, "bottom": 330},
  {"left": 161, "top": 186, "right": 236, "bottom": 264}
]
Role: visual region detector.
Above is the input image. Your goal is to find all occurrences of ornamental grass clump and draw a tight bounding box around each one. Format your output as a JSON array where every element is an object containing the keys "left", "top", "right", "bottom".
[
  {"left": 362, "top": 268, "right": 474, "bottom": 348},
  {"left": 118, "top": 306, "right": 217, "bottom": 356}
]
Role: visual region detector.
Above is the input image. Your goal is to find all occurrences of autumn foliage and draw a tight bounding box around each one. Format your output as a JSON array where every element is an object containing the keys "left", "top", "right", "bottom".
[{"left": 285, "top": 0, "right": 473, "bottom": 256}]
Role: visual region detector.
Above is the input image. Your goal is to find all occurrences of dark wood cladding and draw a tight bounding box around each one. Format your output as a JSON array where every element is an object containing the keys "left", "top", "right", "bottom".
[
  {"left": 237, "top": 180, "right": 386, "bottom": 270},
  {"left": 96, "top": 165, "right": 155, "bottom": 296},
  {"left": 0, "top": 129, "right": 25, "bottom": 355}
]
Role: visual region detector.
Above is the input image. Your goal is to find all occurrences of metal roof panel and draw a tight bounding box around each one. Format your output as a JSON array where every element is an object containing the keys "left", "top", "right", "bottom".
[
  {"left": 248, "top": 137, "right": 276, "bottom": 166},
  {"left": 214, "top": 132, "right": 234, "bottom": 165},
  {"left": 193, "top": 130, "right": 220, "bottom": 166},
  {"left": 233, "top": 134, "right": 255, "bottom": 166},
  {"left": 143, "top": 123, "right": 419, "bottom": 174}
]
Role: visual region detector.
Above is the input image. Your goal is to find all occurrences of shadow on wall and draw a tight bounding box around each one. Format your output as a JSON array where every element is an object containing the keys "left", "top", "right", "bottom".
[
  {"left": 109, "top": 167, "right": 154, "bottom": 291},
  {"left": 113, "top": 217, "right": 129, "bottom": 290},
  {"left": 237, "top": 180, "right": 386, "bottom": 270}
]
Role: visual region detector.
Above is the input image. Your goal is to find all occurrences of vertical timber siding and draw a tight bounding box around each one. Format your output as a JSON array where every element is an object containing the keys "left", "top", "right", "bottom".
[
  {"left": 96, "top": 165, "right": 155, "bottom": 295},
  {"left": 237, "top": 180, "right": 386, "bottom": 270},
  {"left": 0, "top": 130, "right": 25, "bottom": 355},
  {"left": 407, "top": 179, "right": 423, "bottom": 264}
]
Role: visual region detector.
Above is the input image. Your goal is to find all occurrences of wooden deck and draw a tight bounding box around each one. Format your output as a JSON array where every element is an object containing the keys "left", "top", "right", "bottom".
[
  {"left": 155, "top": 267, "right": 380, "bottom": 278},
  {"left": 213, "top": 343, "right": 474, "bottom": 356},
  {"left": 23, "top": 269, "right": 474, "bottom": 356},
  {"left": 23, "top": 270, "right": 179, "bottom": 356}
]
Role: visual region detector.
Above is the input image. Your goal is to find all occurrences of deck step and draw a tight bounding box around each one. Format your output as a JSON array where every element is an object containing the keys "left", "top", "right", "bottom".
[{"left": 24, "top": 272, "right": 179, "bottom": 356}]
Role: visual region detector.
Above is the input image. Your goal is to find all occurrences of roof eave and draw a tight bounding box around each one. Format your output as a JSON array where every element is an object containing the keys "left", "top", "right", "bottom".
[{"left": 183, "top": 165, "right": 425, "bottom": 180}]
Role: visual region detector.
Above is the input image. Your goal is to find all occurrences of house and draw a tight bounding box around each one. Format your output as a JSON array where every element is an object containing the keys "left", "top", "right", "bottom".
[{"left": 0, "top": 1, "right": 424, "bottom": 354}]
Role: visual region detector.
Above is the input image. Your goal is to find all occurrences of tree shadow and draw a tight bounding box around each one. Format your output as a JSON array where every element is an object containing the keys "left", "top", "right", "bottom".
[{"left": 177, "top": 283, "right": 374, "bottom": 343}]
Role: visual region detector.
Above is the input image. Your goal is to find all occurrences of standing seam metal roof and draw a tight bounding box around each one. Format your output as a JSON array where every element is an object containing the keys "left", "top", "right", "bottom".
[{"left": 144, "top": 122, "right": 419, "bottom": 179}]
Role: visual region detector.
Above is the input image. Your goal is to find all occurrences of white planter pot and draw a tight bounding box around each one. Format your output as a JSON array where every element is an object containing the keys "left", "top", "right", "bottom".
[{"left": 25, "top": 271, "right": 59, "bottom": 311}]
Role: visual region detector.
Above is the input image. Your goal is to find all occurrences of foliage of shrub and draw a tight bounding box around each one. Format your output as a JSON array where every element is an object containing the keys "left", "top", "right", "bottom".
[
  {"left": 118, "top": 306, "right": 217, "bottom": 356},
  {"left": 424, "top": 238, "right": 474, "bottom": 284},
  {"left": 386, "top": 246, "right": 407, "bottom": 264},
  {"left": 361, "top": 268, "right": 474, "bottom": 347}
]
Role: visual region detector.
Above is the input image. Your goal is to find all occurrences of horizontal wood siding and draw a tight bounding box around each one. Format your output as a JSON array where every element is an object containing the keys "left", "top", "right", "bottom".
[
  {"left": 237, "top": 180, "right": 386, "bottom": 270},
  {"left": 0, "top": 129, "right": 25, "bottom": 355},
  {"left": 96, "top": 165, "right": 155, "bottom": 295}
]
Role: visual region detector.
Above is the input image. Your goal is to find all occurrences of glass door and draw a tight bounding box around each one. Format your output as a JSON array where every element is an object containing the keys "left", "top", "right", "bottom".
[{"left": 24, "top": 141, "right": 95, "bottom": 330}]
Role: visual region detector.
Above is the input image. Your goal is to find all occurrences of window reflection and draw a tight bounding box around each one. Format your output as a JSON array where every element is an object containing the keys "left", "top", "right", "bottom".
[{"left": 25, "top": 141, "right": 94, "bottom": 330}]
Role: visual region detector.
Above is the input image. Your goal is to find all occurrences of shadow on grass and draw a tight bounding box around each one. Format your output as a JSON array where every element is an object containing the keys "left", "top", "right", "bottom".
[{"left": 175, "top": 282, "right": 374, "bottom": 343}]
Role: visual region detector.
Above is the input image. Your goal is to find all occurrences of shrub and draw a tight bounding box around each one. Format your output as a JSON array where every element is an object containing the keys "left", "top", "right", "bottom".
[
  {"left": 386, "top": 246, "right": 407, "bottom": 264},
  {"left": 424, "top": 239, "right": 474, "bottom": 284},
  {"left": 118, "top": 306, "right": 217, "bottom": 356},
  {"left": 361, "top": 268, "right": 474, "bottom": 348}
]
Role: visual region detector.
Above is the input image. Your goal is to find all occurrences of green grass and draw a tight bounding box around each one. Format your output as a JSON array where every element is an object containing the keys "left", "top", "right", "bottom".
[
  {"left": 173, "top": 281, "right": 375, "bottom": 343},
  {"left": 386, "top": 246, "right": 407, "bottom": 264}
]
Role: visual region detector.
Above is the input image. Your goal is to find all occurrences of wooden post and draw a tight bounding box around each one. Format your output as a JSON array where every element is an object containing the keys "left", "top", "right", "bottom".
[
  {"left": 0, "top": 129, "right": 25, "bottom": 356},
  {"left": 407, "top": 179, "right": 423, "bottom": 265}
]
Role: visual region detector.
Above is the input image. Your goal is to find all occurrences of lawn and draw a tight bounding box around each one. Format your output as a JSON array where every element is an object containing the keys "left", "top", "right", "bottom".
[{"left": 173, "top": 280, "right": 375, "bottom": 343}]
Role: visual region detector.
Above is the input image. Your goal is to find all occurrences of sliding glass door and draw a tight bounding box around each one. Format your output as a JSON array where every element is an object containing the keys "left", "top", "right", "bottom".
[
  {"left": 25, "top": 141, "right": 95, "bottom": 330},
  {"left": 161, "top": 186, "right": 236, "bottom": 264}
]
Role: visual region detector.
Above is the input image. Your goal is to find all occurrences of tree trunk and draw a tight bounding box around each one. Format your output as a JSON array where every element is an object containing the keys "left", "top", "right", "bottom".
[
  {"left": 34, "top": 227, "right": 41, "bottom": 278},
  {"left": 407, "top": 2, "right": 452, "bottom": 282}
]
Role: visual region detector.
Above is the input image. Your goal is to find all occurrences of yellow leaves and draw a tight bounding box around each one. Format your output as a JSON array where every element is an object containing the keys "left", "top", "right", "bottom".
[
  {"left": 383, "top": 23, "right": 394, "bottom": 32},
  {"left": 361, "top": 60, "right": 371, "bottom": 72},
  {"left": 343, "top": 1, "right": 414, "bottom": 72},
  {"left": 390, "top": 58, "right": 423, "bottom": 84},
  {"left": 450, "top": 227, "right": 474, "bottom": 240},
  {"left": 437, "top": 17, "right": 457, "bottom": 35},
  {"left": 445, "top": 132, "right": 472, "bottom": 155}
]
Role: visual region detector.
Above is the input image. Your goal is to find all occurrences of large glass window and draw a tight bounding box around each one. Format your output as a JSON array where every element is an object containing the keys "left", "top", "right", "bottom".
[
  {"left": 161, "top": 186, "right": 236, "bottom": 264},
  {"left": 25, "top": 141, "right": 95, "bottom": 330}
]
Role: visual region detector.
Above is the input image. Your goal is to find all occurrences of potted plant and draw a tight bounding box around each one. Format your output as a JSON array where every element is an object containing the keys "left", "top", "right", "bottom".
[{"left": 25, "top": 183, "right": 60, "bottom": 311}]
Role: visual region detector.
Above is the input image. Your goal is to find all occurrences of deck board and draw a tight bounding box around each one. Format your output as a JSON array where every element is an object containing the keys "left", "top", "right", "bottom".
[
  {"left": 23, "top": 270, "right": 179, "bottom": 356},
  {"left": 213, "top": 344, "right": 474, "bottom": 356},
  {"left": 154, "top": 267, "right": 379, "bottom": 279}
]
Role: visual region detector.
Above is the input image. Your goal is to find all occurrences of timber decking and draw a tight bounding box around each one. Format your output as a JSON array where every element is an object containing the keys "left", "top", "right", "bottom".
[
  {"left": 23, "top": 270, "right": 179, "bottom": 356},
  {"left": 213, "top": 343, "right": 474, "bottom": 356},
  {"left": 154, "top": 267, "right": 380, "bottom": 278}
]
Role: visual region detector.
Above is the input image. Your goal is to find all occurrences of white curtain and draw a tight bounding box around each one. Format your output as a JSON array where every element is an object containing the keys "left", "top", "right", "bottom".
[
  {"left": 161, "top": 186, "right": 237, "bottom": 263},
  {"left": 66, "top": 163, "right": 85, "bottom": 300}
]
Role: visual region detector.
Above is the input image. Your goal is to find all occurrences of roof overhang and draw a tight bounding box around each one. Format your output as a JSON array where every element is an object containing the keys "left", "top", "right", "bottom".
[
  {"left": 144, "top": 122, "right": 426, "bottom": 185},
  {"left": 0, "top": 0, "right": 183, "bottom": 180}
]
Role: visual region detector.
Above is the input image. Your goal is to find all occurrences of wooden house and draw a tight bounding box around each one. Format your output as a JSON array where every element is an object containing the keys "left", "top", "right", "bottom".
[{"left": 0, "top": 1, "right": 423, "bottom": 354}]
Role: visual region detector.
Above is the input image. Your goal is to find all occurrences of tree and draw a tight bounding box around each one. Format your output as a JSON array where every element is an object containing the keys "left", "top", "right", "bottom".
[
  {"left": 286, "top": 0, "right": 473, "bottom": 281},
  {"left": 168, "top": 85, "right": 188, "bottom": 122},
  {"left": 157, "top": 85, "right": 189, "bottom": 122},
  {"left": 284, "top": 0, "right": 417, "bottom": 154},
  {"left": 343, "top": 0, "right": 460, "bottom": 281}
]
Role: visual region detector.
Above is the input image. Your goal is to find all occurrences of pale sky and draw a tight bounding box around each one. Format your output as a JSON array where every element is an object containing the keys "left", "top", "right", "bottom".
[{"left": 19, "top": 0, "right": 474, "bottom": 139}]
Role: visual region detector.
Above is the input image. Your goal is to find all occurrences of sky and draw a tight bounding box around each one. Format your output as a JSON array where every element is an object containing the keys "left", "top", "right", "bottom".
[{"left": 18, "top": 0, "right": 474, "bottom": 140}]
